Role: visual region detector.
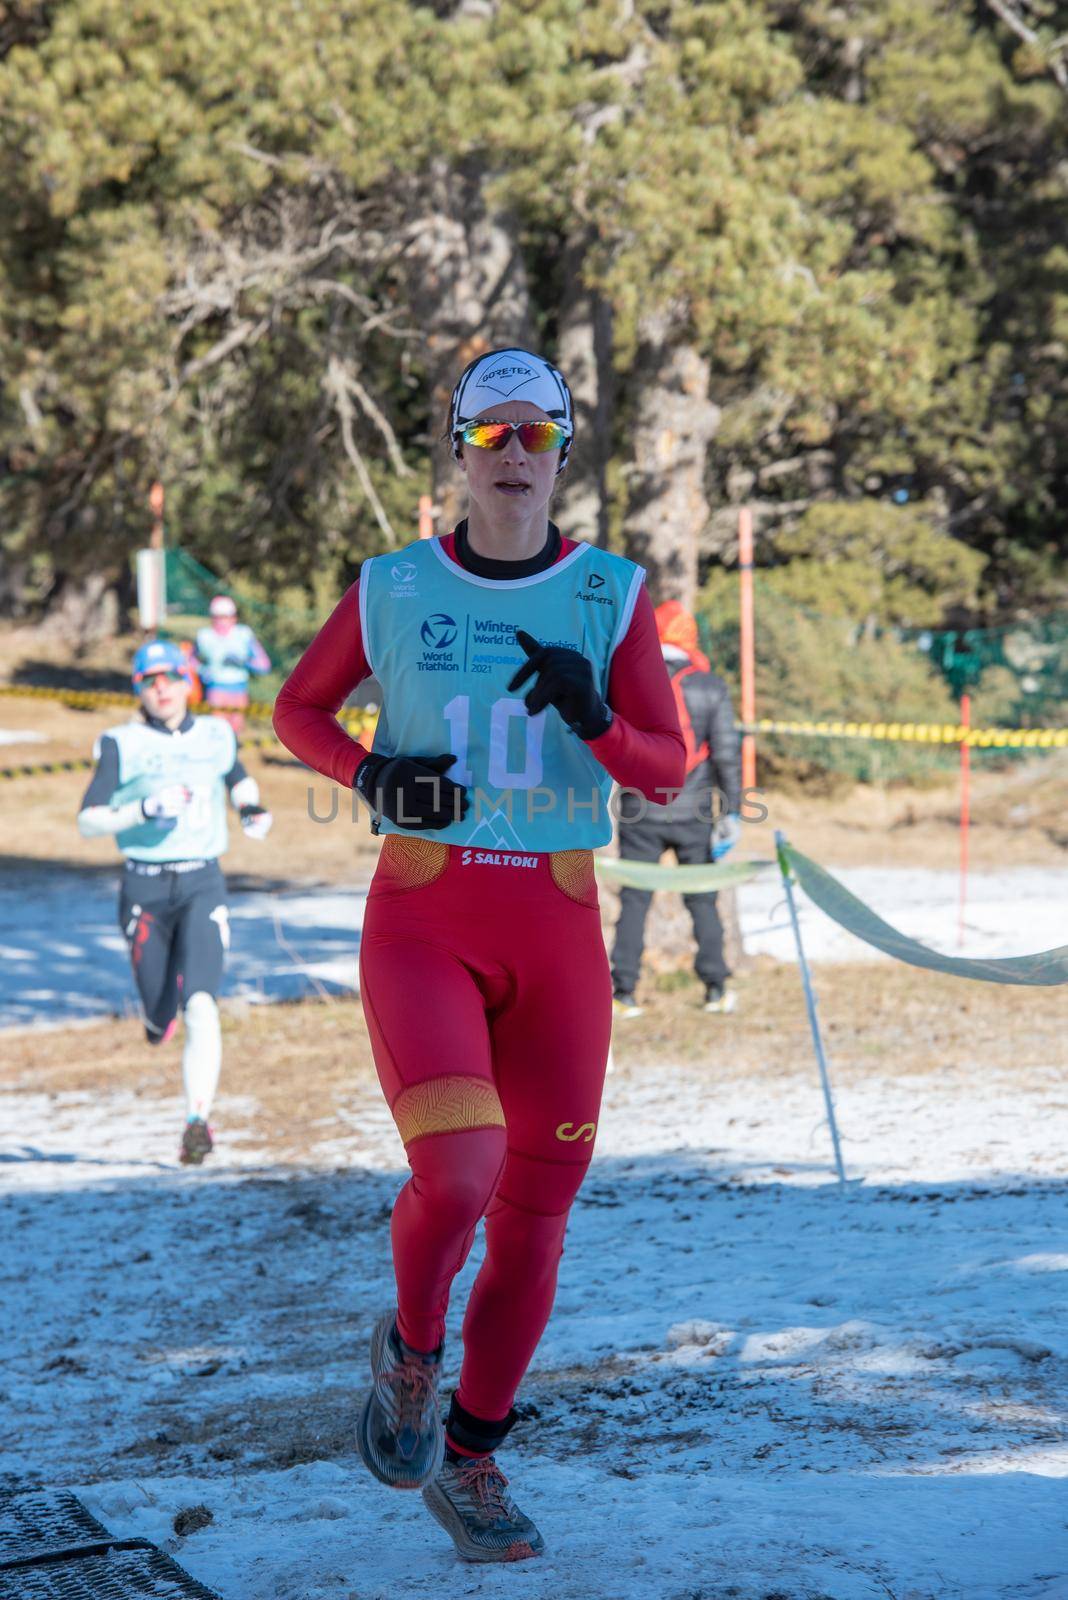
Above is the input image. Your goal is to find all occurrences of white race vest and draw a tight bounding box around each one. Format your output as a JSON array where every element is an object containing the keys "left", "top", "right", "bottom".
[{"left": 102, "top": 716, "right": 236, "bottom": 861}]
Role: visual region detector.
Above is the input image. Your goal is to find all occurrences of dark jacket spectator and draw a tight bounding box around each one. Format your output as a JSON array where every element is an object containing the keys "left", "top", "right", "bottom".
[{"left": 616, "top": 600, "right": 741, "bottom": 824}]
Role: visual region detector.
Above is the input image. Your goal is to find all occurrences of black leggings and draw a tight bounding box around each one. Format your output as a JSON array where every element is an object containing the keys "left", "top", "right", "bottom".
[
  {"left": 118, "top": 861, "right": 227, "bottom": 1040},
  {"left": 610, "top": 817, "right": 729, "bottom": 994}
]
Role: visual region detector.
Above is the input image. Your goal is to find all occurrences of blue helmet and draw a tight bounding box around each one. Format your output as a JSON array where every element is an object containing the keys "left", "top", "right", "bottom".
[{"left": 131, "top": 639, "right": 191, "bottom": 687}]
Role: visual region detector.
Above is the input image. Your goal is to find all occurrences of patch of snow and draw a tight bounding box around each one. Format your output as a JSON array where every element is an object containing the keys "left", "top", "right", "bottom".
[
  {"left": 2, "top": 1048, "right": 1066, "bottom": 1598},
  {"left": 5, "top": 864, "right": 1068, "bottom": 1031},
  {"left": 0, "top": 874, "right": 366, "bottom": 1027},
  {"left": 738, "top": 864, "right": 1068, "bottom": 963}
]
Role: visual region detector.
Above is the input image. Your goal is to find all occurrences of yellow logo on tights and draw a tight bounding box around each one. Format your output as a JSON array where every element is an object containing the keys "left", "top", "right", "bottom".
[{"left": 555, "top": 1121, "right": 596, "bottom": 1144}]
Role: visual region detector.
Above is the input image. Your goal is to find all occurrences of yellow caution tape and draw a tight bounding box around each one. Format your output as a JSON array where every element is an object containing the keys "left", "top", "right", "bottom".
[
  {"left": 0, "top": 681, "right": 377, "bottom": 735},
  {"left": 0, "top": 757, "right": 95, "bottom": 780},
  {"left": 0, "top": 685, "right": 378, "bottom": 779},
  {"left": 3, "top": 678, "right": 1064, "bottom": 764},
  {"left": 741, "top": 718, "right": 1068, "bottom": 749},
  {"left": 0, "top": 683, "right": 134, "bottom": 712}
]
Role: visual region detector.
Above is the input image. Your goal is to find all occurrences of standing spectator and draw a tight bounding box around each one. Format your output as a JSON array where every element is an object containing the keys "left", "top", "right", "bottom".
[
  {"left": 611, "top": 600, "right": 742, "bottom": 1017},
  {"left": 195, "top": 595, "right": 271, "bottom": 732}
]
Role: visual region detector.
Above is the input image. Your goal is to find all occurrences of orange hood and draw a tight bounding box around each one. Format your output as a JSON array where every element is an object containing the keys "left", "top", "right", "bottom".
[{"left": 654, "top": 600, "right": 710, "bottom": 673}]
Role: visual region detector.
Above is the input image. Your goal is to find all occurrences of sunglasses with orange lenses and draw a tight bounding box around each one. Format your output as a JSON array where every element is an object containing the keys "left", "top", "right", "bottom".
[{"left": 455, "top": 419, "right": 571, "bottom": 454}]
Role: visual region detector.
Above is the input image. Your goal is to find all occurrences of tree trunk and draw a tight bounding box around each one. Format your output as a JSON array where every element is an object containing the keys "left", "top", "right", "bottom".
[
  {"left": 38, "top": 572, "right": 121, "bottom": 645},
  {"left": 621, "top": 322, "right": 719, "bottom": 607},
  {"left": 554, "top": 239, "right": 613, "bottom": 546},
  {"left": 402, "top": 161, "right": 533, "bottom": 534},
  {"left": 0, "top": 556, "right": 31, "bottom": 619}
]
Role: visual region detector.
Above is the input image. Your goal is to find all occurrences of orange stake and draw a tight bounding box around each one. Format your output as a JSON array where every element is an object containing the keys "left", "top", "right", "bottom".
[
  {"left": 418, "top": 494, "right": 434, "bottom": 540},
  {"left": 149, "top": 480, "right": 164, "bottom": 549}
]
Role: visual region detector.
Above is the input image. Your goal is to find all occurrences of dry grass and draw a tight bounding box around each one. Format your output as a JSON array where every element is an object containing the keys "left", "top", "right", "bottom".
[
  {"left": 3, "top": 678, "right": 1066, "bottom": 1148},
  {"left": 766, "top": 753, "right": 1068, "bottom": 868},
  {"left": 3, "top": 688, "right": 1066, "bottom": 884},
  {"left": 0, "top": 621, "right": 133, "bottom": 692},
  {"left": 3, "top": 997, "right": 384, "bottom": 1163},
  {"left": 6, "top": 965, "right": 1065, "bottom": 1166},
  {"left": 615, "top": 958, "right": 1068, "bottom": 1082}
]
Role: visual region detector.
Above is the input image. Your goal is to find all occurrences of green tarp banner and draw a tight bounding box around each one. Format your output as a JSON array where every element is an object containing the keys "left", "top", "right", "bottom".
[
  {"left": 595, "top": 858, "right": 770, "bottom": 893},
  {"left": 782, "top": 843, "right": 1068, "bottom": 987}
]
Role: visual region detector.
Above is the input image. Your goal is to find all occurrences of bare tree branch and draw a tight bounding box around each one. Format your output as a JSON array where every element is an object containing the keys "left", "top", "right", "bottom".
[
  {"left": 179, "top": 317, "right": 269, "bottom": 381},
  {"left": 303, "top": 278, "right": 418, "bottom": 340},
  {"left": 303, "top": 277, "right": 376, "bottom": 316},
  {"left": 324, "top": 356, "right": 399, "bottom": 545},
  {"left": 345, "top": 370, "right": 411, "bottom": 478},
  {"left": 984, "top": 0, "right": 1068, "bottom": 91}
]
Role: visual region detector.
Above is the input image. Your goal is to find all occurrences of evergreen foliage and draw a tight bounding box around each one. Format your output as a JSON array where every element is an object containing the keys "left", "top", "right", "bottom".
[{"left": 1, "top": 0, "right": 1065, "bottom": 651}]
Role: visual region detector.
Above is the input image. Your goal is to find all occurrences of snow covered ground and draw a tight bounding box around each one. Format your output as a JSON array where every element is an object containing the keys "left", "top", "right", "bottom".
[
  {"left": 739, "top": 864, "right": 1068, "bottom": 966},
  {"left": 0, "top": 872, "right": 365, "bottom": 1027},
  {"left": 3, "top": 863, "right": 1067, "bottom": 1028},
  {"left": 3, "top": 1053, "right": 1066, "bottom": 1599}
]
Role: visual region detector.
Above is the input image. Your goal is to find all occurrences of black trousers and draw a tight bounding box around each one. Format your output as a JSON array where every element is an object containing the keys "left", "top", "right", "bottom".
[
  {"left": 118, "top": 860, "right": 227, "bottom": 1040},
  {"left": 610, "top": 817, "right": 729, "bottom": 995}
]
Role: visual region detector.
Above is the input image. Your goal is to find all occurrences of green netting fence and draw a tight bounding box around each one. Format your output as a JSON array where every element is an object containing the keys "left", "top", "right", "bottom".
[
  {"left": 158, "top": 549, "right": 323, "bottom": 702},
  {"left": 697, "top": 580, "right": 1068, "bottom": 785},
  {"left": 781, "top": 841, "right": 1068, "bottom": 986},
  {"left": 907, "top": 614, "right": 1068, "bottom": 709}
]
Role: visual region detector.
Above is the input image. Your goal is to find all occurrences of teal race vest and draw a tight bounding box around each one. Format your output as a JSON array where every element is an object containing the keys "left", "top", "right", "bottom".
[
  {"left": 102, "top": 716, "right": 237, "bottom": 862},
  {"left": 360, "top": 537, "right": 646, "bottom": 851},
  {"left": 195, "top": 623, "right": 260, "bottom": 689}
]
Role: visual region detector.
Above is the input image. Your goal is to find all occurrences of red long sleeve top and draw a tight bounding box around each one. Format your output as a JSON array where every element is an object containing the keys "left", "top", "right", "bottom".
[{"left": 274, "top": 533, "right": 686, "bottom": 804}]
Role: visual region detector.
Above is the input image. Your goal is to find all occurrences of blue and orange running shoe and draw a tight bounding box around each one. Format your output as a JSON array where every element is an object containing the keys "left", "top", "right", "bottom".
[
  {"left": 422, "top": 1452, "right": 544, "bottom": 1562},
  {"left": 355, "top": 1311, "right": 444, "bottom": 1489}
]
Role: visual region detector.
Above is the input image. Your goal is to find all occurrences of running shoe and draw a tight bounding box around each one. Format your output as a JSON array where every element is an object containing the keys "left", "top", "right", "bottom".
[
  {"left": 179, "top": 1116, "right": 214, "bottom": 1165},
  {"left": 422, "top": 1452, "right": 544, "bottom": 1562},
  {"left": 612, "top": 991, "right": 643, "bottom": 1019},
  {"left": 704, "top": 983, "right": 737, "bottom": 1014},
  {"left": 356, "top": 1311, "right": 444, "bottom": 1489}
]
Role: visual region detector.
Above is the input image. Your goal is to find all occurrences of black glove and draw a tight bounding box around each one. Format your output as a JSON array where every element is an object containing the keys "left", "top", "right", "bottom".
[
  {"left": 354, "top": 751, "right": 468, "bottom": 831},
  {"left": 507, "top": 629, "right": 612, "bottom": 741}
]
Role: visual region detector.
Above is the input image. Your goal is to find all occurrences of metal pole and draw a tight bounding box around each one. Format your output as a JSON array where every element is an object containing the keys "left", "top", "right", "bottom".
[
  {"left": 775, "top": 830, "right": 847, "bottom": 1186},
  {"left": 739, "top": 507, "right": 756, "bottom": 792},
  {"left": 958, "top": 692, "right": 971, "bottom": 950},
  {"left": 143, "top": 481, "right": 166, "bottom": 633}
]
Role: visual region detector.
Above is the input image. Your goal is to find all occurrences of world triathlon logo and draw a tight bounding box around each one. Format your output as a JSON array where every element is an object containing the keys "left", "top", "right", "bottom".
[
  {"left": 420, "top": 612, "right": 458, "bottom": 650},
  {"left": 391, "top": 561, "right": 417, "bottom": 585}
]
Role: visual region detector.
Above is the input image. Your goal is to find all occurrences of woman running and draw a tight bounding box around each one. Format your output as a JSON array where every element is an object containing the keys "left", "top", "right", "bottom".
[
  {"left": 274, "top": 347, "right": 685, "bottom": 1562},
  {"left": 77, "top": 639, "right": 273, "bottom": 1164}
]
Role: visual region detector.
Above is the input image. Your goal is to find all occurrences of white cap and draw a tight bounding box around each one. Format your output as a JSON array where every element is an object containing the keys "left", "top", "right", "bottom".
[
  {"left": 451, "top": 343, "right": 571, "bottom": 428},
  {"left": 209, "top": 595, "right": 237, "bottom": 617}
]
